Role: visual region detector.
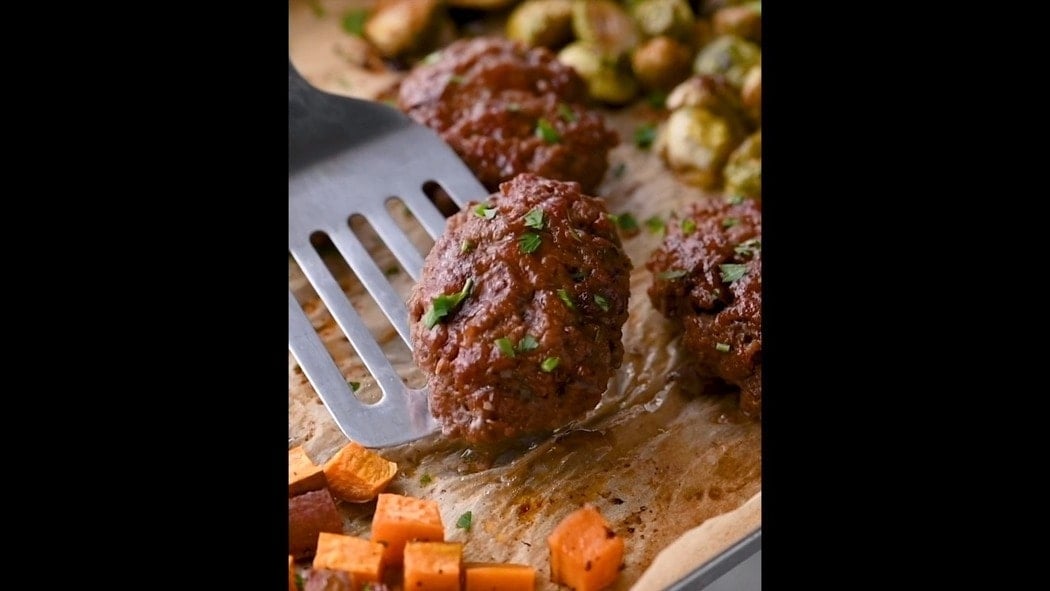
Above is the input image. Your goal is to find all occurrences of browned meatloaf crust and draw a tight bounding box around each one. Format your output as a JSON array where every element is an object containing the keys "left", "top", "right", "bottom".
[
  {"left": 646, "top": 198, "right": 762, "bottom": 417},
  {"left": 397, "top": 37, "right": 619, "bottom": 194},
  {"left": 408, "top": 173, "right": 632, "bottom": 443}
]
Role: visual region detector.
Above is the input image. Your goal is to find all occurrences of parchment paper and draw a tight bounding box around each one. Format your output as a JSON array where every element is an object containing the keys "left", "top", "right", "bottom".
[{"left": 289, "top": 2, "right": 761, "bottom": 589}]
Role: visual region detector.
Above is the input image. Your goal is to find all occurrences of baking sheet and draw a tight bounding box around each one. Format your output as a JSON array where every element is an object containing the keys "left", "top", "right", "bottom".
[{"left": 288, "top": 2, "right": 761, "bottom": 589}]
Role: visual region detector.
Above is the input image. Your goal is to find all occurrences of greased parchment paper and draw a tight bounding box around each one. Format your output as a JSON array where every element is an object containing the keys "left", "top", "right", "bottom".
[{"left": 289, "top": 2, "right": 761, "bottom": 589}]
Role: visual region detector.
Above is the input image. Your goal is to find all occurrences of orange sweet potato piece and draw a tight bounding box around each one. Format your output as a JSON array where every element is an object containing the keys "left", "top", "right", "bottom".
[
  {"left": 371, "top": 493, "right": 445, "bottom": 566},
  {"left": 312, "top": 532, "right": 386, "bottom": 590},
  {"left": 547, "top": 504, "right": 624, "bottom": 591},
  {"left": 290, "top": 445, "right": 328, "bottom": 497},
  {"left": 289, "top": 489, "right": 345, "bottom": 560},
  {"left": 403, "top": 541, "right": 463, "bottom": 591},
  {"left": 303, "top": 568, "right": 354, "bottom": 591},
  {"left": 464, "top": 562, "right": 536, "bottom": 591},
  {"left": 323, "top": 441, "right": 399, "bottom": 503}
]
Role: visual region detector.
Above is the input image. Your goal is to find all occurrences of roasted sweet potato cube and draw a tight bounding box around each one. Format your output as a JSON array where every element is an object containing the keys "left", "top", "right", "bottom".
[
  {"left": 403, "top": 541, "right": 463, "bottom": 591},
  {"left": 323, "top": 441, "right": 398, "bottom": 503},
  {"left": 312, "top": 532, "right": 386, "bottom": 590},
  {"left": 464, "top": 562, "right": 536, "bottom": 591},
  {"left": 547, "top": 504, "right": 624, "bottom": 591},
  {"left": 371, "top": 493, "right": 445, "bottom": 566},
  {"left": 290, "top": 445, "right": 328, "bottom": 497}
]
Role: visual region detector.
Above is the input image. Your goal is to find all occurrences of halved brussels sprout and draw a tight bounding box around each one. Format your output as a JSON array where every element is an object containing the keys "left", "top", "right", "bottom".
[
  {"left": 631, "top": 0, "right": 695, "bottom": 41},
  {"left": 506, "top": 0, "right": 574, "bottom": 48},
  {"left": 693, "top": 34, "right": 761, "bottom": 89},
  {"left": 723, "top": 131, "right": 761, "bottom": 201},
  {"left": 558, "top": 40, "right": 638, "bottom": 104},
  {"left": 631, "top": 35, "right": 693, "bottom": 92},
  {"left": 656, "top": 105, "right": 747, "bottom": 188},
  {"left": 665, "top": 74, "right": 746, "bottom": 124},
  {"left": 571, "top": 0, "right": 639, "bottom": 57},
  {"left": 364, "top": 0, "right": 445, "bottom": 58},
  {"left": 741, "top": 64, "right": 760, "bottom": 124}
]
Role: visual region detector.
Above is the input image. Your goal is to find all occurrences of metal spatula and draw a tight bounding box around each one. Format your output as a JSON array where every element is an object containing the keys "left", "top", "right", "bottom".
[{"left": 288, "top": 61, "right": 487, "bottom": 448}]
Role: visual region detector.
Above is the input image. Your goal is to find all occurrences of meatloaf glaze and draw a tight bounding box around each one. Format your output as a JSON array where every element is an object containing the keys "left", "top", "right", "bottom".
[
  {"left": 397, "top": 37, "right": 619, "bottom": 194},
  {"left": 408, "top": 173, "right": 632, "bottom": 443}
]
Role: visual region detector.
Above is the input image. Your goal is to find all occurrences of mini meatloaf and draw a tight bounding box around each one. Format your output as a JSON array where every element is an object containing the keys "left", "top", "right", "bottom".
[
  {"left": 397, "top": 37, "right": 619, "bottom": 194},
  {"left": 408, "top": 173, "right": 632, "bottom": 443},
  {"left": 646, "top": 198, "right": 762, "bottom": 417}
]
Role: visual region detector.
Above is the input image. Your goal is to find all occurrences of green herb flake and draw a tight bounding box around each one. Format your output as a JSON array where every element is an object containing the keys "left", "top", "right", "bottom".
[
  {"left": 558, "top": 103, "right": 578, "bottom": 122},
  {"left": 341, "top": 9, "right": 369, "bottom": 36},
  {"left": 719, "top": 263, "right": 748, "bottom": 284},
  {"left": 295, "top": 572, "right": 304, "bottom": 590},
  {"left": 460, "top": 239, "right": 475, "bottom": 254},
  {"left": 734, "top": 238, "right": 761, "bottom": 257},
  {"left": 647, "top": 90, "right": 668, "bottom": 109},
  {"left": 658, "top": 269, "right": 688, "bottom": 280},
  {"left": 609, "top": 212, "right": 639, "bottom": 232},
  {"left": 456, "top": 511, "right": 473, "bottom": 531},
  {"left": 517, "top": 334, "right": 539, "bottom": 352},
  {"left": 423, "top": 277, "right": 474, "bottom": 329},
  {"left": 449, "top": 74, "right": 466, "bottom": 85},
  {"left": 613, "top": 163, "right": 627, "bottom": 178},
  {"left": 535, "top": 118, "right": 561, "bottom": 144},
  {"left": 726, "top": 194, "right": 745, "bottom": 205},
  {"left": 422, "top": 51, "right": 443, "bottom": 66},
  {"left": 681, "top": 218, "right": 697, "bottom": 235},
  {"left": 524, "top": 207, "right": 545, "bottom": 230},
  {"left": 473, "top": 202, "right": 497, "bottom": 220},
  {"left": 722, "top": 217, "right": 740, "bottom": 228},
  {"left": 715, "top": 342, "right": 731, "bottom": 352},
  {"left": 519, "top": 232, "right": 542, "bottom": 254},
  {"left": 557, "top": 288, "right": 576, "bottom": 310},
  {"left": 634, "top": 123, "right": 658, "bottom": 149},
  {"left": 541, "top": 357, "right": 561, "bottom": 372},
  {"left": 348, "top": 380, "right": 361, "bottom": 392},
  {"left": 419, "top": 473, "right": 433, "bottom": 486},
  {"left": 645, "top": 216, "right": 665, "bottom": 235},
  {"left": 496, "top": 337, "right": 516, "bottom": 358},
  {"left": 594, "top": 294, "right": 610, "bottom": 312}
]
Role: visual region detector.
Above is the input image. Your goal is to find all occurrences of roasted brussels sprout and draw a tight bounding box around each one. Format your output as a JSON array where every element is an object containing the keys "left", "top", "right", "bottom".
[
  {"left": 506, "top": 0, "right": 574, "bottom": 48},
  {"left": 558, "top": 40, "right": 638, "bottom": 104},
  {"left": 693, "top": 34, "right": 761, "bottom": 89},
  {"left": 712, "top": 3, "right": 761, "bottom": 42},
  {"left": 631, "top": 35, "right": 693, "bottom": 92},
  {"left": 723, "top": 131, "right": 761, "bottom": 201},
  {"left": 741, "top": 64, "right": 760, "bottom": 123},
  {"left": 665, "top": 74, "right": 747, "bottom": 125},
  {"left": 365, "top": 0, "right": 445, "bottom": 58},
  {"left": 656, "top": 105, "right": 747, "bottom": 188},
  {"left": 571, "top": 0, "right": 639, "bottom": 57},
  {"left": 631, "top": 0, "right": 695, "bottom": 41}
]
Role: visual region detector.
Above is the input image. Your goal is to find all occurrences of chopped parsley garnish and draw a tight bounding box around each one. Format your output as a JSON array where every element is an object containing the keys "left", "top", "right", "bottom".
[
  {"left": 726, "top": 194, "right": 745, "bottom": 205},
  {"left": 473, "top": 202, "right": 497, "bottom": 220},
  {"left": 541, "top": 357, "right": 561, "bottom": 372},
  {"left": 634, "top": 123, "right": 658, "bottom": 149},
  {"left": 423, "top": 277, "right": 474, "bottom": 329},
  {"left": 460, "top": 239, "right": 475, "bottom": 253},
  {"left": 456, "top": 511, "right": 473, "bottom": 531},
  {"left": 722, "top": 217, "right": 740, "bottom": 228},
  {"left": 658, "top": 269, "right": 688, "bottom": 280},
  {"left": 612, "top": 163, "right": 627, "bottom": 178},
  {"left": 295, "top": 573, "right": 304, "bottom": 589},
  {"left": 557, "top": 288, "right": 576, "bottom": 310},
  {"left": 341, "top": 9, "right": 369, "bottom": 36},
  {"left": 421, "top": 51, "right": 443, "bottom": 65},
  {"left": 496, "top": 337, "right": 516, "bottom": 358},
  {"left": 734, "top": 238, "right": 761, "bottom": 257},
  {"left": 719, "top": 263, "right": 748, "bottom": 283},
  {"left": 715, "top": 342, "right": 731, "bottom": 352},
  {"left": 419, "top": 473, "right": 433, "bottom": 486},
  {"left": 524, "top": 207, "right": 545, "bottom": 229},
  {"left": 647, "top": 90, "right": 668, "bottom": 109},
  {"left": 645, "top": 216, "right": 665, "bottom": 235},
  {"left": 681, "top": 218, "right": 697, "bottom": 235},
  {"left": 347, "top": 380, "right": 361, "bottom": 392},
  {"left": 449, "top": 74, "right": 466, "bottom": 84},
  {"left": 558, "top": 103, "right": 578, "bottom": 122},
  {"left": 517, "top": 334, "right": 539, "bottom": 352},
  {"left": 594, "top": 294, "right": 610, "bottom": 312},
  {"left": 535, "top": 118, "right": 561, "bottom": 143},
  {"left": 519, "top": 232, "right": 542, "bottom": 253},
  {"left": 609, "top": 212, "right": 639, "bottom": 232}
]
